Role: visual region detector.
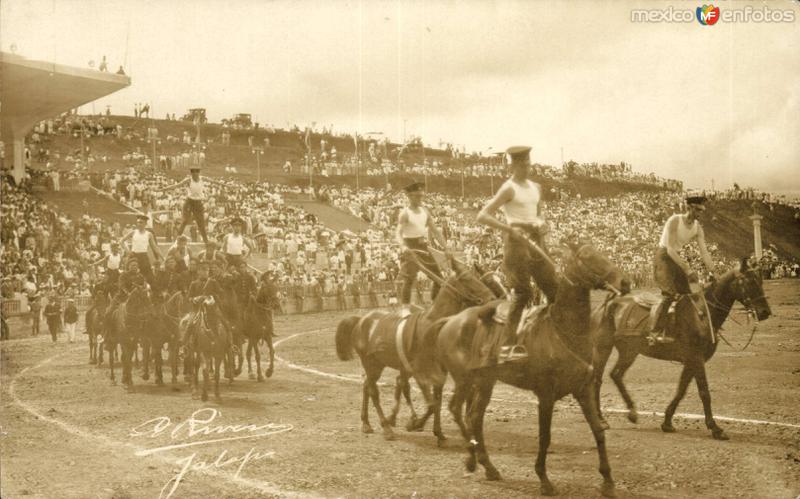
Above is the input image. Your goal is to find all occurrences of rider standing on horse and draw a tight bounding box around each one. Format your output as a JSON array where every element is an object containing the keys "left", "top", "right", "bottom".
[
  {"left": 396, "top": 181, "right": 449, "bottom": 317},
  {"left": 161, "top": 166, "right": 224, "bottom": 244},
  {"left": 649, "top": 193, "right": 716, "bottom": 344},
  {"left": 119, "top": 214, "right": 163, "bottom": 291},
  {"left": 221, "top": 218, "right": 255, "bottom": 268},
  {"left": 477, "top": 145, "right": 558, "bottom": 362}
]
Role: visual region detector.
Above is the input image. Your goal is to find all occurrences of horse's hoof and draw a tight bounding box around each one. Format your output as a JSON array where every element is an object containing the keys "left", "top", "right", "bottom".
[
  {"left": 436, "top": 435, "right": 447, "bottom": 448},
  {"left": 248, "top": 372, "right": 256, "bottom": 380},
  {"left": 387, "top": 414, "right": 397, "bottom": 427},
  {"left": 257, "top": 376, "right": 265, "bottom": 382},
  {"left": 382, "top": 428, "right": 396, "bottom": 441},
  {"left": 141, "top": 373, "right": 149, "bottom": 381},
  {"left": 265, "top": 368, "right": 274, "bottom": 378},
  {"left": 485, "top": 467, "right": 501, "bottom": 481},
  {"left": 201, "top": 393, "right": 208, "bottom": 402},
  {"left": 156, "top": 380, "right": 164, "bottom": 386},
  {"left": 712, "top": 428, "right": 730, "bottom": 441},
  {"left": 540, "top": 481, "right": 558, "bottom": 496},
  {"left": 601, "top": 481, "right": 617, "bottom": 498},
  {"left": 89, "top": 359, "right": 97, "bottom": 365},
  {"left": 627, "top": 410, "right": 638, "bottom": 424},
  {"left": 465, "top": 455, "right": 477, "bottom": 473},
  {"left": 599, "top": 419, "right": 611, "bottom": 431},
  {"left": 362, "top": 424, "right": 374, "bottom": 434},
  {"left": 661, "top": 422, "right": 676, "bottom": 433}
]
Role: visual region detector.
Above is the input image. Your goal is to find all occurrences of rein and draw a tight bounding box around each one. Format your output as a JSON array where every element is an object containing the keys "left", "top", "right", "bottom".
[
  {"left": 405, "top": 249, "right": 490, "bottom": 306},
  {"left": 705, "top": 273, "right": 760, "bottom": 351}
]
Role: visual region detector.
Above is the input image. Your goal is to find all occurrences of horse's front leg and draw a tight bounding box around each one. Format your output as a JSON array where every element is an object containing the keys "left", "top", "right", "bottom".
[
  {"left": 693, "top": 359, "right": 728, "bottom": 440},
  {"left": 535, "top": 392, "right": 557, "bottom": 495},
  {"left": 432, "top": 383, "right": 446, "bottom": 446},
  {"left": 469, "top": 375, "right": 500, "bottom": 481},
  {"left": 141, "top": 339, "right": 151, "bottom": 381},
  {"left": 387, "top": 374, "right": 405, "bottom": 428},
  {"left": 662, "top": 362, "right": 694, "bottom": 433},
  {"left": 575, "top": 383, "right": 615, "bottom": 497},
  {"left": 155, "top": 341, "right": 164, "bottom": 386},
  {"left": 214, "top": 355, "right": 222, "bottom": 401},
  {"left": 254, "top": 338, "right": 264, "bottom": 382},
  {"left": 246, "top": 339, "right": 255, "bottom": 379},
  {"left": 265, "top": 334, "right": 274, "bottom": 378}
]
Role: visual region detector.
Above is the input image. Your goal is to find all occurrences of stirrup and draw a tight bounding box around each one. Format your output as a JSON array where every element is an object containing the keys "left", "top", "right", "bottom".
[
  {"left": 647, "top": 332, "right": 674, "bottom": 346},
  {"left": 499, "top": 345, "right": 528, "bottom": 363}
]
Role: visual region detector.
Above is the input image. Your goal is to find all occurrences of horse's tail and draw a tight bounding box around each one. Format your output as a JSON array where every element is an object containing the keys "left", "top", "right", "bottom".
[
  {"left": 413, "top": 317, "right": 449, "bottom": 386},
  {"left": 335, "top": 315, "right": 361, "bottom": 361}
]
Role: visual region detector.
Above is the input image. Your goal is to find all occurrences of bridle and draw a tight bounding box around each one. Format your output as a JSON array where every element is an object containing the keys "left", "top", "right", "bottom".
[
  {"left": 706, "top": 270, "right": 765, "bottom": 350},
  {"left": 405, "top": 248, "right": 494, "bottom": 306},
  {"left": 564, "top": 244, "right": 623, "bottom": 296}
]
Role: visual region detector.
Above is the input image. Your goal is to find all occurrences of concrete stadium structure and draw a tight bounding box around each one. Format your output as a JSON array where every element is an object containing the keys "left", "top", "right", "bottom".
[{"left": 0, "top": 51, "right": 130, "bottom": 183}]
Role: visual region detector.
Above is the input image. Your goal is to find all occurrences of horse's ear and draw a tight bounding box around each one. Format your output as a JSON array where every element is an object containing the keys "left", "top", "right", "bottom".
[{"left": 740, "top": 257, "right": 751, "bottom": 273}]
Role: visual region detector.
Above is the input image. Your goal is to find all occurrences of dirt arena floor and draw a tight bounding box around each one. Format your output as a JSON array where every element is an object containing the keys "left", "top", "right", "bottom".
[{"left": 2, "top": 280, "right": 798, "bottom": 498}]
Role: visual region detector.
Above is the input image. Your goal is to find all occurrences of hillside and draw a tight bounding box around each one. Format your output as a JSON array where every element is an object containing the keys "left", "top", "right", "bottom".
[{"left": 705, "top": 200, "right": 800, "bottom": 261}]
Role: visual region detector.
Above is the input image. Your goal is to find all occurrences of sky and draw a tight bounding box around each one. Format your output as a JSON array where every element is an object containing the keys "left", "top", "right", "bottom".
[{"left": 2, "top": 0, "right": 798, "bottom": 192}]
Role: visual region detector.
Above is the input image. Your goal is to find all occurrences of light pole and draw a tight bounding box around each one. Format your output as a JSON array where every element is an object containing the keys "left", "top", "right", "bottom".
[{"left": 252, "top": 147, "right": 263, "bottom": 182}]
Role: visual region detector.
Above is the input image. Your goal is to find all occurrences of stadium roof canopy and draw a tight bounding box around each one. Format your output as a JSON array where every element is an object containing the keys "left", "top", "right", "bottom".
[{"left": 1, "top": 51, "right": 130, "bottom": 181}]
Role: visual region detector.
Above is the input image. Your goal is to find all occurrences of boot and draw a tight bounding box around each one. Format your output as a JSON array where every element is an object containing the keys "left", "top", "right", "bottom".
[{"left": 648, "top": 299, "right": 675, "bottom": 345}]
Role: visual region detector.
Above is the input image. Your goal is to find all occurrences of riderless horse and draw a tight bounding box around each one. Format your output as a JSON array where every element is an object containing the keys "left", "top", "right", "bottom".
[
  {"left": 335, "top": 257, "right": 502, "bottom": 444},
  {"left": 417, "top": 241, "right": 628, "bottom": 497},
  {"left": 591, "top": 257, "right": 771, "bottom": 440}
]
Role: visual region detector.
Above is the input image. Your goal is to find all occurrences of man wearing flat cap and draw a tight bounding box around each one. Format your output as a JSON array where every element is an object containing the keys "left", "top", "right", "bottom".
[
  {"left": 649, "top": 192, "right": 716, "bottom": 344},
  {"left": 478, "top": 146, "right": 558, "bottom": 362},
  {"left": 396, "top": 181, "right": 450, "bottom": 317},
  {"left": 119, "top": 214, "right": 163, "bottom": 290}
]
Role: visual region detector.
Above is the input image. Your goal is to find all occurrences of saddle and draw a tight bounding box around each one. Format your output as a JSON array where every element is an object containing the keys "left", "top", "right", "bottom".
[{"left": 490, "top": 301, "right": 545, "bottom": 336}]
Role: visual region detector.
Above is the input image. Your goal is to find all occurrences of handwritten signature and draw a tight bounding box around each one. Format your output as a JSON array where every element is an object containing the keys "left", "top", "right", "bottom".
[{"left": 129, "top": 408, "right": 293, "bottom": 499}]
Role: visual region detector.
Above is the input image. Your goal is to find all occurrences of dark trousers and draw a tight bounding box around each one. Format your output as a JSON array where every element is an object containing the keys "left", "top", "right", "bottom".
[
  {"left": 652, "top": 247, "right": 691, "bottom": 331},
  {"left": 178, "top": 199, "right": 208, "bottom": 242},
  {"left": 399, "top": 238, "right": 442, "bottom": 304},
  {"left": 133, "top": 252, "right": 155, "bottom": 290},
  {"left": 502, "top": 224, "right": 558, "bottom": 340}
]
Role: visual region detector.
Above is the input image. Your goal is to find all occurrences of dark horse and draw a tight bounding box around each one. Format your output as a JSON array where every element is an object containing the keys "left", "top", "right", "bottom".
[
  {"left": 335, "top": 258, "right": 501, "bottom": 443},
  {"left": 181, "top": 294, "right": 231, "bottom": 402},
  {"left": 203, "top": 274, "right": 244, "bottom": 378},
  {"left": 418, "top": 242, "right": 628, "bottom": 497},
  {"left": 143, "top": 290, "right": 188, "bottom": 385},
  {"left": 107, "top": 286, "right": 151, "bottom": 388},
  {"left": 591, "top": 257, "right": 771, "bottom": 440},
  {"left": 85, "top": 291, "right": 110, "bottom": 365},
  {"left": 244, "top": 282, "right": 278, "bottom": 381}
]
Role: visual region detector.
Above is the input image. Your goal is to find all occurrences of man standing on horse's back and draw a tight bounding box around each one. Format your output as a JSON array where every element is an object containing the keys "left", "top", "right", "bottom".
[
  {"left": 649, "top": 193, "right": 716, "bottom": 344},
  {"left": 396, "top": 181, "right": 449, "bottom": 317},
  {"left": 477, "top": 145, "right": 558, "bottom": 362}
]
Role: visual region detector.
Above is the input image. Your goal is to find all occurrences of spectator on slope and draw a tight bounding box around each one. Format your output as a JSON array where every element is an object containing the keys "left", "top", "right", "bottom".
[
  {"left": 161, "top": 166, "right": 224, "bottom": 244},
  {"left": 649, "top": 193, "right": 716, "bottom": 344},
  {"left": 396, "top": 181, "right": 449, "bottom": 317},
  {"left": 477, "top": 146, "right": 558, "bottom": 363}
]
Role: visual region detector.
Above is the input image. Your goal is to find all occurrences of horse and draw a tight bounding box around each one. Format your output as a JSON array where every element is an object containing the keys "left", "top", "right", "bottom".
[
  {"left": 180, "top": 294, "right": 230, "bottom": 401},
  {"left": 85, "top": 291, "right": 110, "bottom": 365},
  {"left": 202, "top": 274, "right": 244, "bottom": 378},
  {"left": 142, "top": 290, "right": 188, "bottom": 385},
  {"left": 107, "top": 286, "right": 151, "bottom": 388},
  {"left": 335, "top": 258, "right": 501, "bottom": 443},
  {"left": 591, "top": 257, "right": 771, "bottom": 440},
  {"left": 417, "top": 241, "right": 628, "bottom": 497},
  {"left": 244, "top": 282, "right": 278, "bottom": 381}
]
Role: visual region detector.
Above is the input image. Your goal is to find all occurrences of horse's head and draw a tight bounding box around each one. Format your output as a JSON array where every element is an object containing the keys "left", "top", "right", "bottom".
[
  {"left": 473, "top": 262, "right": 508, "bottom": 299},
  {"left": 445, "top": 258, "right": 498, "bottom": 306},
  {"left": 561, "top": 240, "right": 630, "bottom": 296},
  {"left": 733, "top": 257, "right": 771, "bottom": 321}
]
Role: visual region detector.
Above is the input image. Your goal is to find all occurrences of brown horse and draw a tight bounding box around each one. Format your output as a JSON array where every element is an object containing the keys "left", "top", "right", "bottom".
[
  {"left": 181, "top": 294, "right": 231, "bottom": 401},
  {"left": 85, "top": 292, "right": 110, "bottom": 365},
  {"left": 591, "top": 257, "right": 771, "bottom": 440},
  {"left": 142, "top": 290, "right": 188, "bottom": 385},
  {"left": 107, "top": 286, "right": 151, "bottom": 388},
  {"left": 244, "top": 282, "right": 278, "bottom": 381},
  {"left": 202, "top": 275, "right": 244, "bottom": 378},
  {"left": 418, "top": 242, "right": 628, "bottom": 497},
  {"left": 335, "top": 259, "right": 500, "bottom": 443}
]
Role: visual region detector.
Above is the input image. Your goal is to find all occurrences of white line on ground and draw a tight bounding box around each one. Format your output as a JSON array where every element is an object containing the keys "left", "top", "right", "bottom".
[
  {"left": 275, "top": 328, "right": 800, "bottom": 431},
  {"left": 7, "top": 345, "right": 320, "bottom": 499}
]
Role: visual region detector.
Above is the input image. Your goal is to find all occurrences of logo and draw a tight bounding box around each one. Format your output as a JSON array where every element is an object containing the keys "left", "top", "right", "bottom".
[{"left": 697, "top": 4, "right": 721, "bottom": 25}]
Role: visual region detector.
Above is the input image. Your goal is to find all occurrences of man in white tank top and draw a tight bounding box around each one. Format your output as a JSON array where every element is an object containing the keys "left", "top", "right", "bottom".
[
  {"left": 119, "top": 214, "right": 163, "bottom": 290},
  {"left": 396, "top": 181, "right": 449, "bottom": 317},
  {"left": 477, "top": 146, "right": 559, "bottom": 362},
  {"left": 221, "top": 217, "right": 255, "bottom": 267},
  {"left": 650, "top": 193, "right": 715, "bottom": 343},
  {"left": 162, "top": 166, "right": 224, "bottom": 244}
]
